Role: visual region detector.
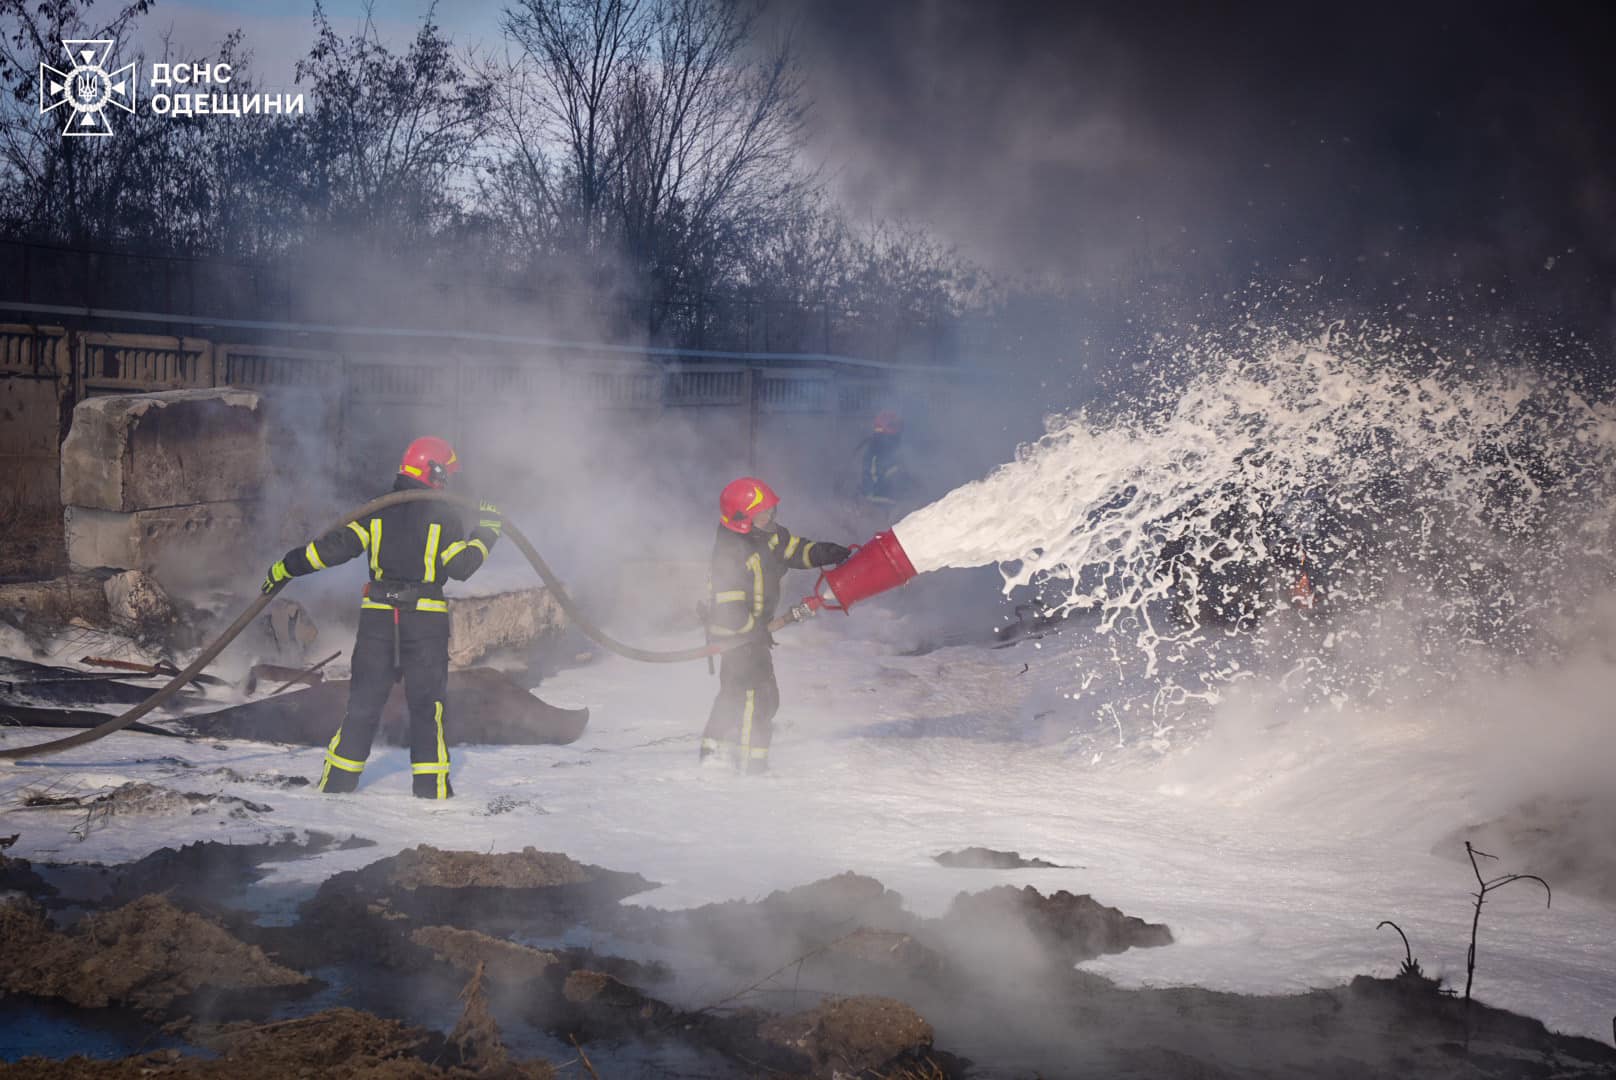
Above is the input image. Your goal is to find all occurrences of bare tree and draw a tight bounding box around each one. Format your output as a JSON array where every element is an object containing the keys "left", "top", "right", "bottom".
[
  {"left": 294, "top": 1, "right": 494, "bottom": 251},
  {"left": 0, "top": 0, "right": 158, "bottom": 245},
  {"left": 492, "top": 0, "right": 809, "bottom": 330},
  {"left": 500, "top": 0, "right": 648, "bottom": 254}
]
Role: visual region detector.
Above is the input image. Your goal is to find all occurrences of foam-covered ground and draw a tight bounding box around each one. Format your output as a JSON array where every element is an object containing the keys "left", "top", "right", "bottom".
[{"left": 3, "top": 595, "right": 1614, "bottom": 1045}]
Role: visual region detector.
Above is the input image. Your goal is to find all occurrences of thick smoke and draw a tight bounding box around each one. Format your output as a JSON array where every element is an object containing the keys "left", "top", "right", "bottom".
[{"left": 775, "top": 1, "right": 1616, "bottom": 344}]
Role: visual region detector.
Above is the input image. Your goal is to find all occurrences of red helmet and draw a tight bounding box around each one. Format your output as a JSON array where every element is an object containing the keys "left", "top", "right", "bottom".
[
  {"left": 719, "top": 476, "right": 780, "bottom": 534},
  {"left": 399, "top": 436, "right": 460, "bottom": 489},
  {"left": 873, "top": 410, "right": 903, "bottom": 435}
]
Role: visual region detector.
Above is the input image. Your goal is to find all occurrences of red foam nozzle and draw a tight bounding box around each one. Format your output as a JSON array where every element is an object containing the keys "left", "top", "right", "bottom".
[{"left": 814, "top": 529, "right": 919, "bottom": 612}]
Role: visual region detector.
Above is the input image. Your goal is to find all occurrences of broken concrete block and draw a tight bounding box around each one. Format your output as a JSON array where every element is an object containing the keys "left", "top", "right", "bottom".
[
  {"left": 448, "top": 586, "right": 566, "bottom": 668},
  {"left": 60, "top": 388, "right": 266, "bottom": 512},
  {"left": 0, "top": 573, "right": 110, "bottom": 625},
  {"left": 103, "top": 569, "right": 176, "bottom": 628},
  {"left": 65, "top": 501, "right": 255, "bottom": 580},
  {"left": 264, "top": 598, "right": 321, "bottom": 662}
]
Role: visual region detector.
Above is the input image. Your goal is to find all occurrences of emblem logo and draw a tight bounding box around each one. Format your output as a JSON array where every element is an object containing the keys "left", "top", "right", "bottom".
[{"left": 40, "top": 39, "right": 137, "bottom": 136}]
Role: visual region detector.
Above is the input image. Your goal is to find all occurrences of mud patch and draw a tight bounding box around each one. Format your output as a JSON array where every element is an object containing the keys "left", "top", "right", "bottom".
[
  {"left": 940, "top": 885, "right": 1173, "bottom": 967},
  {"left": 38, "top": 832, "right": 375, "bottom": 912},
  {"left": 0, "top": 894, "right": 308, "bottom": 1015},
  {"left": 313, "top": 845, "right": 652, "bottom": 920},
  {"left": 757, "top": 995, "right": 935, "bottom": 1079},
  {"left": 411, "top": 926, "right": 559, "bottom": 984},
  {"left": 932, "top": 846, "right": 1069, "bottom": 869},
  {"left": 202, "top": 767, "right": 311, "bottom": 789},
  {"left": 295, "top": 846, "right": 658, "bottom": 966},
  {"left": 0, "top": 847, "right": 54, "bottom": 899},
  {"left": 613, "top": 872, "right": 915, "bottom": 978},
  {"left": 477, "top": 795, "right": 538, "bottom": 816},
  {"left": 9, "top": 783, "right": 271, "bottom": 846},
  {"left": 550, "top": 971, "right": 952, "bottom": 1078}
]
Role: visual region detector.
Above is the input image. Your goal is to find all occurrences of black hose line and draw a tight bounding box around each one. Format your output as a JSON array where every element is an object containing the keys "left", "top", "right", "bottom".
[{"left": 0, "top": 490, "right": 801, "bottom": 762}]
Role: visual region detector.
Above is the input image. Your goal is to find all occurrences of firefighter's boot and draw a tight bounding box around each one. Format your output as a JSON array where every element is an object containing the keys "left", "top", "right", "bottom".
[
  {"left": 413, "top": 773, "right": 454, "bottom": 800},
  {"left": 320, "top": 768, "right": 360, "bottom": 794}
]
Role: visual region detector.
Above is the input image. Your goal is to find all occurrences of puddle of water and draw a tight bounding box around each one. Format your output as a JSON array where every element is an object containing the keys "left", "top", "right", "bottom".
[{"left": 0, "top": 1000, "right": 196, "bottom": 1062}]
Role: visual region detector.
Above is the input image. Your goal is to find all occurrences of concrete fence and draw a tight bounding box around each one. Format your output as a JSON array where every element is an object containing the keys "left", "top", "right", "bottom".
[{"left": 2, "top": 321, "right": 965, "bottom": 518}]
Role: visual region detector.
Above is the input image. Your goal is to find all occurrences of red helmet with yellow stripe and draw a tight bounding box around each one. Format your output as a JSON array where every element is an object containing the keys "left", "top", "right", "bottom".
[
  {"left": 719, "top": 476, "right": 779, "bottom": 534},
  {"left": 399, "top": 436, "right": 459, "bottom": 489}
]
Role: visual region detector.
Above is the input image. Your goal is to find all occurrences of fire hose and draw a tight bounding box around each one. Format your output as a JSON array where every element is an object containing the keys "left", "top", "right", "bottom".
[{"left": 0, "top": 490, "right": 918, "bottom": 762}]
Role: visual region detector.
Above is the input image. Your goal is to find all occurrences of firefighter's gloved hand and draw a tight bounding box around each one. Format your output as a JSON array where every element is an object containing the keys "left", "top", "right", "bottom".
[
  {"left": 261, "top": 560, "right": 291, "bottom": 595},
  {"left": 477, "top": 500, "right": 503, "bottom": 536},
  {"left": 820, "top": 543, "right": 853, "bottom": 565}
]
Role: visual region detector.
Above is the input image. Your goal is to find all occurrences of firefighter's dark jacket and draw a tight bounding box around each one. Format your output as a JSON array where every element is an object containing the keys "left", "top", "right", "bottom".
[
  {"left": 708, "top": 523, "right": 843, "bottom": 637},
  {"left": 860, "top": 432, "right": 903, "bottom": 499},
  {"left": 277, "top": 475, "right": 497, "bottom": 610}
]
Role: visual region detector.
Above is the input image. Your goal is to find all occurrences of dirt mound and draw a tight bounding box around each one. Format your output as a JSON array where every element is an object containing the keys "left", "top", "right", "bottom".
[
  {"left": 32, "top": 833, "right": 375, "bottom": 913},
  {"left": 0, "top": 1005, "right": 556, "bottom": 1078},
  {"left": 385, "top": 846, "right": 595, "bottom": 889},
  {"left": 618, "top": 871, "right": 915, "bottom": 975},
  {"left": 759, "top": 995, "right": 935, "bottom": 1079},
  {"left": 0, "top": 847, "right": 54, "bottom": 898},
  {"left": 197, "top": 1007, "right": 439, "bottom": 1069},
  {"left": 446, "top": 964, "right": 531, "bottom": 1073},
  {"left": 825, "top": 928, "right": 948, "bottom": 981},
  {"left": 933, "top": 846, "right": 1067, "bottom": 869},
  {"left": 560, "top": 968, "right": 682, "bottom": 1029},
  {"left": 411, "top": 926, "right": 559, "bottom": 984},
  {"left": 0, "top": 894, "right": 308, "bottom": 1014},
  {"left": 942, "top": 885, "right": 1172, "bottom": 966},
  {"left": 301, "top": 846, "right": 658, "bottom": 955}
]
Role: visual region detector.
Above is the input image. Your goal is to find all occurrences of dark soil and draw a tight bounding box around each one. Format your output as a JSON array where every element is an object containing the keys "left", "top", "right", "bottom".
[
  {"left": 299, "top": 844, "right": 657, "bottom": 944},
  {"left": 0, "top": 1004, "right": 556, "bottom": 1078},
  {"left": 4, "top": 845, "right": 1614, "bottom": 1079},
  {"left": 940, "top": 884, "right": 1174, "bottom": 966},
  {"left": 933, "top": 846, "right": 1068, "bottom": 869},
  {"left": 33, "top": 832, "right": 375, "bottom": 913},
  {"left": 0, "top": 894, "right": 308, "bottom": 1015},
  {"left": 756, "top": 995, "right": 936, "bottom": 1078}
]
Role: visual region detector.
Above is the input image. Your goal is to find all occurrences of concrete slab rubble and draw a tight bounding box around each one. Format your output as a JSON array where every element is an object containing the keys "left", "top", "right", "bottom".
[
  {"left": 448, "top": 585, "right": 565, "bottom": 668},
  {"left": 65, "top": 501, "right": 254, "bottom": 577},
  {"left": 60, "top": 388, "right": 267, "bottom": 512}
]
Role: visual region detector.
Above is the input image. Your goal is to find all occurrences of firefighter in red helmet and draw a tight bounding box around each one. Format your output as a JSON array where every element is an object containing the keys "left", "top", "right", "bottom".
[
  {"left": 860, "top": 410, "right": 907, "bottom": 503},
  {"left": 261, "top": 436, "right": 501, "bottom": 799},
  {"left": 702, "top": 477, "right": 851, "bottom": 772}
]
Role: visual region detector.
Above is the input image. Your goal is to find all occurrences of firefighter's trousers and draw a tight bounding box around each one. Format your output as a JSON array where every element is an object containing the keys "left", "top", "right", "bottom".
[
  {"left": 319, "top": 607, "right": 453, "bottom": 798},
  {"left": 701, "top": 639, "right": 778, "bottom": 772}
]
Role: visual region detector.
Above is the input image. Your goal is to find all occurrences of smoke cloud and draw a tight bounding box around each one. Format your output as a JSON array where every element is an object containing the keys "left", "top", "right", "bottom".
[{"left": 774, "top": 0, "right": 1616, "bottom": 339}]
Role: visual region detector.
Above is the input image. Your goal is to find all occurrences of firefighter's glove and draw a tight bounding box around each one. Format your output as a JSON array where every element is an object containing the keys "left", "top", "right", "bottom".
[
  {"left": 820, "top": 543, "right": 853, "bottom": 565},
  {"left": 261, "top": 560, "right": 291, "bottom": 595},
  {"left": 477, "top": 500, "right": 503, "bottom": 536}
]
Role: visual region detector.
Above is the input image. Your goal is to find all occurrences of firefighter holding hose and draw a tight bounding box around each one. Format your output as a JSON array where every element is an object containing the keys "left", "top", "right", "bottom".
[
  {"left": 261, "top": 436, "right": 501, "bottom": 800},
  {"left": 702, "top": 477, "right": 852, "bottom": 773}
]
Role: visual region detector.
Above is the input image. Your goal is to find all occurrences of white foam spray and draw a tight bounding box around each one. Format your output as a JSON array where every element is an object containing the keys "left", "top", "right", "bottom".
[{"left": 893, "top": 318, "right": 1616, "bottom": 746}]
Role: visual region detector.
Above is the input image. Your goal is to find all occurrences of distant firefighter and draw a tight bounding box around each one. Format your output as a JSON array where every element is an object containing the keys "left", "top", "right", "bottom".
[
  {"left": 262, "top": 436, "right": 501, "bottom": 799},
  {"left": 859, "top": 410, "right": 908, "bottom": 503},
  {"left": 701, "top": 477, "right": 851, "bottom": 773}
]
